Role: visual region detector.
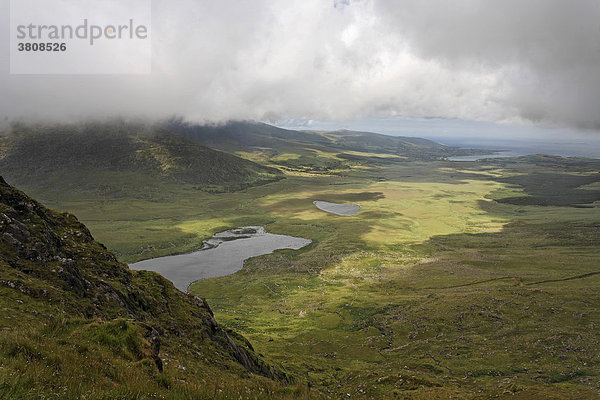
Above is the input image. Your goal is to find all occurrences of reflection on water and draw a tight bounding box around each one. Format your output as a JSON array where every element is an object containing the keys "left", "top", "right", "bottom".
[{"left": 129, "top": 226, "right": 311, "bottom": 292}]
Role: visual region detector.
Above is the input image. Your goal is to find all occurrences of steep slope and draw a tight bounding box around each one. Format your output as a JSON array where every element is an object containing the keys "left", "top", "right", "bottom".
[
  {"left": 0, "top": 121, "right": 283, "bottom": 195},
  {"left": 0, "top": 177, "right": 297, "bottom": 399}
]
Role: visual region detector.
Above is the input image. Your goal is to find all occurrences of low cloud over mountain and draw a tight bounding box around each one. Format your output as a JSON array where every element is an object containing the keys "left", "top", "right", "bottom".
[{"left": 1, "top": 0, "right": 599, "bottom": 130}]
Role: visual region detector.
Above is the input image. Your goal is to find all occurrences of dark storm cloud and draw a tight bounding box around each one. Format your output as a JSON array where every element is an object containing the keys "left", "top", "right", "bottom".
[{"left": 1, "top": 0, "right": 599, "bottom": 130}]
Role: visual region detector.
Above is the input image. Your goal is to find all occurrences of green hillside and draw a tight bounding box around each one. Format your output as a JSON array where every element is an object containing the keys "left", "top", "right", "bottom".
[
  {"left": 0, "top": 176, "right": 304, "bottom": 399},
  {"left": 0, "top": 121, "right": 283, "bottom": 196},
  {"left": 159, "top": 120, "right": 489, "bottom": 178}
]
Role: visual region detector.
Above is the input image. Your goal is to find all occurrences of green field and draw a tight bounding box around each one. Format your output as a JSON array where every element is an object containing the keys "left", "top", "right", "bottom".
[{"left": 16, "top": 146, "right": 599, "bottom": 398}]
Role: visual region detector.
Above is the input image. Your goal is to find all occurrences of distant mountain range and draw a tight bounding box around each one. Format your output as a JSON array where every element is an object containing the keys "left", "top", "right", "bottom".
[{"left": 164, "top": 118, "right": 481, "bottom": 159}]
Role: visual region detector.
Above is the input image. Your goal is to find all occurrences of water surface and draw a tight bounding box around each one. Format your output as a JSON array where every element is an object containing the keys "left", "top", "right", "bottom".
[
  {"left": 313, "top": 201, "right": 360, "bottom": 216},
  {"left": 447, "top": 151, "right": 517, "bottom": 162},
  {"left": 129, "top": 226, "right": 311, "bottom": 292}
]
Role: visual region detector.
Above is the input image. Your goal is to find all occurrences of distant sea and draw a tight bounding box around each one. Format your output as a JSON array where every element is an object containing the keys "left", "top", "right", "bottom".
[{"left": 434, "top": 136, "right": 600, "bottom": 160}]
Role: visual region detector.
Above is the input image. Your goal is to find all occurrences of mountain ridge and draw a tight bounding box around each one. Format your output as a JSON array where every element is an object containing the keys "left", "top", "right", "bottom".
[
  {"left": 164, "top": 119, "right": 482, "bottom": 159},
  {"left": 0, "top": 121, "right": 283, "bottom": 195}
]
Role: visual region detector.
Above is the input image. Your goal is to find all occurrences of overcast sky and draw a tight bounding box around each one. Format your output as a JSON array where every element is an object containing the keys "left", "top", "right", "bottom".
[{"left": 1, "top": 0, "right": 600, "bottom": 132}]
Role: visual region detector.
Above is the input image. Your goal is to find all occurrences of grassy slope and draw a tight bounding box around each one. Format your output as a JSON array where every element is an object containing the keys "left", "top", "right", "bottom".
[
  {"left": 2, "top": 122, "right": 599, "bottom": 398},
  {"left": 0, "top": 177, "right": 311, "bottom": 399},
  {"left": 0, "top": 121, "right": 283, "bottom": 196}
]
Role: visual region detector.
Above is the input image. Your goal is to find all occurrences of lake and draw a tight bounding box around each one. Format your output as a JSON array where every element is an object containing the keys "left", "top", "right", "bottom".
[{"left": 129, "top": 226, "right": 311, "bottom": 292}]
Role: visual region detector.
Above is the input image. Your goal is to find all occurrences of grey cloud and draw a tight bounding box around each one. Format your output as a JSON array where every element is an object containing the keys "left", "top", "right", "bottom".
[
  {"left": 373, "top": 0, "right": 600, "bottom": 129},
  {"left": 1, "top": 0, "right": 599, "bottom": 131}
]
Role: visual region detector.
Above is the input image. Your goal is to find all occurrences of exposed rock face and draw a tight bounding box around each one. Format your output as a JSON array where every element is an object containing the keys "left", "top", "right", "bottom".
[{"left": 0, "top": 176, "right": 289, "bottom": 382}]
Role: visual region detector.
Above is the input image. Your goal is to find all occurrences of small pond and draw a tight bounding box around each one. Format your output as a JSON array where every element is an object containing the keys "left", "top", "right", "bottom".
[{"left": 313, "top": 200, "right": 360, "bottom": 216}]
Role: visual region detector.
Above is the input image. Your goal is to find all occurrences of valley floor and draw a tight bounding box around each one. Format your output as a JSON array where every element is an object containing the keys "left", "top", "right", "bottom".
[{"left": 20, "top": 154, "right": 600, "bottom": 398}]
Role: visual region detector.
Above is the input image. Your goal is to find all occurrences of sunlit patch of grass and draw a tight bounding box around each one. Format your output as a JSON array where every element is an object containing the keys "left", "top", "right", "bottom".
[
  {"left": 580, "top": 181, "right": 600, "bottom": 191},
  {"left": 340, "top": 150, "right": 407, "bottom": 159},
  {"left": 272, "top": 153, "right": 303, "bottom": 162},
  {"left": 356, "top": 180, "right": 508, "bottom": 245}
]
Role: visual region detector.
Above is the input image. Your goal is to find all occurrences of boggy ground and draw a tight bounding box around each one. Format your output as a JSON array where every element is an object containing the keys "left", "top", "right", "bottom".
[
  {"left": 15, "top": 149, "right": 600, "bottom": 398},
  {"left": 190, "top": 156, "right": 600, "bottom": 399}
]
